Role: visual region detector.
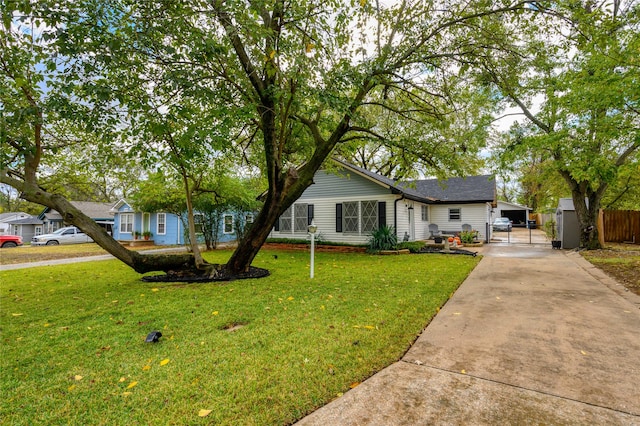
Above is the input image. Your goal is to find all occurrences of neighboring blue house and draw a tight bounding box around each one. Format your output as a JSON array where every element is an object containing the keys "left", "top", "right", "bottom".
[{"left": 110, "top": 200, "right": 254, "bottom": 245}]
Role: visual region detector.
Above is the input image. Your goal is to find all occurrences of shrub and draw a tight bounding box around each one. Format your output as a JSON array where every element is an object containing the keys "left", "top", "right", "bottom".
[
  {"left": 459, "top": 230, "right": 476, "bottom": 244},
  {"left": 367, "top": 225, "right": 398, "bottom": 252},
  {"left": 397, "top": 241, "right": 426, "bottom": 253}
]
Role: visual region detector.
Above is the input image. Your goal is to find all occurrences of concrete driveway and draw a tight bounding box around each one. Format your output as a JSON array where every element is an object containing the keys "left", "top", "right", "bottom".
[{"left": 298, "top": 243, "right": 640, "bottom": 425}]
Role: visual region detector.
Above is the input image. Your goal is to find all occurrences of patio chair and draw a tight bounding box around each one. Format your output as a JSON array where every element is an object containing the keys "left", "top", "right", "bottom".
[{"left": 428, "top": 224, "right": 442, "bottom": 239}]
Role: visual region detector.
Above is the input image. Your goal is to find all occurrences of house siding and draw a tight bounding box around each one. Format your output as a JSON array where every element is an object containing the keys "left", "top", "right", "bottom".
[
  {"left": 430, "top": 203, "right": 490, "bottom": 241},
  {"left": 303, "top": 169, "right": 392, "bottom": 198},
  {"left": 269, "top": 163, "right": 495, "bottom": 245},
  {"left": 270, "top": 170, "right": 400, "bottom": 244},
  {"left": 111, "top": 200, "right": 248, "bottom": 245}
]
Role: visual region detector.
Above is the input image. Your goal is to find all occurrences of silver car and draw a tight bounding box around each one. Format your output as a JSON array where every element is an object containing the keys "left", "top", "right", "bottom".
[
  {"left": 492, "top": 217, "right": 512, "bottom": 232},
  {"left": 31, "top": 227, "right": 94, "bottom": 246}
]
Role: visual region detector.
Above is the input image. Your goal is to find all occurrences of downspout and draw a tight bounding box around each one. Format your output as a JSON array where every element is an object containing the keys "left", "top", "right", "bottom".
[{"left": 394, "top": 196, "right": 404, "bottom": 235}]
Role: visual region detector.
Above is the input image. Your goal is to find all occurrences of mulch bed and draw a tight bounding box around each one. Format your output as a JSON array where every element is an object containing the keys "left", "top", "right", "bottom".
[{"left": 141, "top": 265, "right": 270, "bottom": 283}]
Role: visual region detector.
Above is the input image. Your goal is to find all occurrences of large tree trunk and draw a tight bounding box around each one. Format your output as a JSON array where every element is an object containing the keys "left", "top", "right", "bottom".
[
  {"left": 561, "top": 171, "right": 606, "bottom": 250},
  {"left": 225, "top": 166, "right": 313, "bottom": 274},
  {"left": 2, "top": 173, "right": 197, "bottom": 274}
]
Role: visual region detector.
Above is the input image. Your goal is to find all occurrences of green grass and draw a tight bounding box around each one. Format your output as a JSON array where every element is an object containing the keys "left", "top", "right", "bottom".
[{"left": 1, "top": 249, "right": 479, "bottom": 425}]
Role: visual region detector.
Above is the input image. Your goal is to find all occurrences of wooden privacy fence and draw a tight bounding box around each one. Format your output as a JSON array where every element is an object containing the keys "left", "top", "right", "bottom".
[{"left": 600, "top": 210, "right": 640, "bottom": 244}]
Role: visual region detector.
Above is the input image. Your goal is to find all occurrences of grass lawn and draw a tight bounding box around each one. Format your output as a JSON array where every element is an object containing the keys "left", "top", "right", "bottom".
[
  {"left": 580, "top": 243, "right": 640, "bottom": 295},
  {"left": 0, "top": 243, "right": 177, "bottom": 265},
  {"left": 1, "top": 249, "right": 479, "bottom": 425}
]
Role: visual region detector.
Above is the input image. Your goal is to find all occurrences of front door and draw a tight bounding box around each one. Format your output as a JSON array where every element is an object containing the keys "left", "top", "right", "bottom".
[{"left": 143, "top": 213, "right": 151, "bottom": 233}]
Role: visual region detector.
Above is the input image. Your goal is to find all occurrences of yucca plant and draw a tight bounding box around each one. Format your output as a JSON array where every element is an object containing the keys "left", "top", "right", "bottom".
[{"left": 367, "top": 225, "right": 398, "bottom": 252}]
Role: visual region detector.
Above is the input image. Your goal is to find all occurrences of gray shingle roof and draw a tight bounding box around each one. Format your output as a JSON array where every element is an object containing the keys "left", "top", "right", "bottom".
[
  {"left": 39, "top": 201, "right": 115, "bottom": 220},
  {"left": 408, "top": 175, "right": 496, "bottom": 203},
  {"left": 5, "top": 217, "right": 43, "bottom": 225},
  {"left": 333, "top": 159, "right": 495, "bottom": 204}
]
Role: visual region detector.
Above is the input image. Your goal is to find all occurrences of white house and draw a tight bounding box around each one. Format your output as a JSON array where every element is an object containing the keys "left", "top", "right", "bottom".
[
  {"left": 0, "top": 212, "right": 43, "bottom": 241},
  {"left": 269, "top": 159, "right": 497, "bottom": 244}
]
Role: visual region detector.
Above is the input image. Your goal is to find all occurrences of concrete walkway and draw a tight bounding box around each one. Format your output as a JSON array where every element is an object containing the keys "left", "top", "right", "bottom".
[{"left": 298, "top": 243, "right": 640, "bottom": 425}]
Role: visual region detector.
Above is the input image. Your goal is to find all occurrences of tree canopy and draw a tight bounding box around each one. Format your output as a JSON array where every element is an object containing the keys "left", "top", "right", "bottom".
[
  {"left": 484, "top": 0, "right": 640, "bottom": 248},
  {"left": 3, "top": 0, "right": 537, "bottom": 277}
]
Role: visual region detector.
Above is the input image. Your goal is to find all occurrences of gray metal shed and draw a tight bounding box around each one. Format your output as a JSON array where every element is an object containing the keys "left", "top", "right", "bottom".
[{"left": 556, "top": 198, "right": 584, "bottom": 249}]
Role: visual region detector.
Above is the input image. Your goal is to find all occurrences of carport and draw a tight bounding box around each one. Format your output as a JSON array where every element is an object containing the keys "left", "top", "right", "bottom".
[{"left": 495, "top": 201, "right": 531, "bottom": 227}]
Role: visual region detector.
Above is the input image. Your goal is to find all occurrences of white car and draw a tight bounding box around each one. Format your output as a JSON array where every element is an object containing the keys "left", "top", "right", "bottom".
[{"left": 31, "top": 227, "right": 94, "bottom": 246}]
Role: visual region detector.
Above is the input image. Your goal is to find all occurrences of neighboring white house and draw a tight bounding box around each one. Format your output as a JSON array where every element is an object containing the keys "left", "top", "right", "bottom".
[
  {"left": 269, "top": 159, "right": 497, "bottom": 244},
  {"left": 0, "top": 212, "right": 43, "bottom": 241}
]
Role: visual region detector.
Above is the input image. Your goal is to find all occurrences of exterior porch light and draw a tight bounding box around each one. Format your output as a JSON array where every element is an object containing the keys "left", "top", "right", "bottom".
[{"left": 308, "top": 220, "right": 318, "bottom": 279}]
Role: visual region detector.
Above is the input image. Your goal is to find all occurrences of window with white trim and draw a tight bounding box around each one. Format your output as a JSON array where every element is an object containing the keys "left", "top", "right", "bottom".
[
  {"left": 339, "top": 201, "right": 379, "bottom": 234},
  {"left": 421, "top": 205, "right": 428, "bottom": 221},
  {"left": 120, "top": 213, "right": 134, "bottom": 233},
  {"left": 278, "top": 207, "right": 292, "bottom": 232},
  {"left": 245, "top": 214, "right": 254, "bottom": 225},
  {"left": 448, "top": 208, "right": 461, "bottom": 221},
  {"left": 157, "top": 213, "right": 166, "bottom": 235},
  {"left": 223, "top": 215, "right": 234, "bottom": 234},
  {"left": 343, "top": 202, "right": 359, "bottom": 233},
  {"left": 294, "top": 203, "right": 308, "bottom": 232},
  {"left": 194, "top": 214, "right": 204, "bottom": 234},
  {"left": 361, "top": 200, "right": 378, "bottom": 233}
]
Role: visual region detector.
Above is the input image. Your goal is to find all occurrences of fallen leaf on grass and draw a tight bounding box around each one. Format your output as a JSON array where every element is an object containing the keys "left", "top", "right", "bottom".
[
  {"left": 118, "top": 377, "right": 126, "bottom": 383},
  {"left": 142, "top": 365, "right": 151, "bottom": 371},
  {"left": 581, "top": 350, "right": 587, "bottom": 355},
  {"left": 126, "top": 381, "right": 138, "bottom": 389},
  {"left": 68, "top": 384, "right": 76, "bottom": 391},
  {"left": 74, "top": 375, "right": 83, "bottom": 381},
  {"left": 198, "top": 409, "right": 212, "bottom": 417},
  {"left": 152, "top": 288, "right": 159, "bottom": 292},
  {"left": 160, "top": 358, "right": 170, "bottom": 366},
  {"left": 12, "top": 313, "right": 23, "bottom": 316},
  {"left": 349, "top": 382, "right": 360, "bottom": 389},
  {"left": 122, "top": 392, "right": 132, "bottom": 396}
]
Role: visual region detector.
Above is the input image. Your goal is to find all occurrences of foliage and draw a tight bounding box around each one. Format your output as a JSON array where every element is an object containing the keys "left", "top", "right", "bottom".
[
  {"left": 397, "top": 241, "right": 426, "bottom": 253},
  {"left": 367, "top": 225, "right": 398, "bottom": 252},
  {"left": 543, "top": 220, "right": 557, "bottom": 241},
  {"left": 459, "top": 230, "right": 477, "bottom": 244},
  {"left": 483, "top": 0, "right": 640, "bottom": 249},
  {"left": 1, "top": 0, "right": 553, "bottom": 274},
  {"left": 0, "top": 250, "right": 478, "bottom": 425}
]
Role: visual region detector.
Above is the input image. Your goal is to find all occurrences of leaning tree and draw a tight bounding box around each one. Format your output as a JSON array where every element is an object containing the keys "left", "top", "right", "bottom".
[{"left": 2, "top": 0, "right": 533, "bottom": 277}]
